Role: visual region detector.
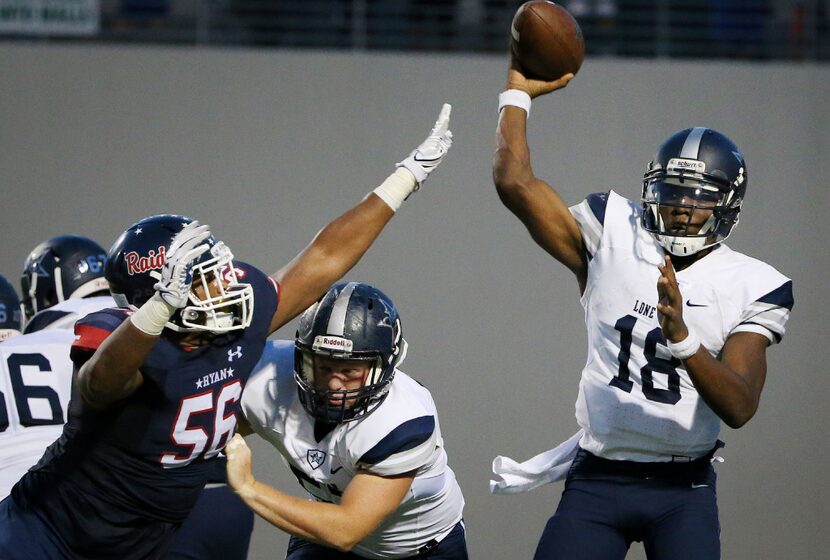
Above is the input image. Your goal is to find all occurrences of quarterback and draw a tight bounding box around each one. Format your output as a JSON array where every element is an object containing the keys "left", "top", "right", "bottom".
[
  {"left": 491, "top": 66, "right": 793, "bottom": 559},
  {"left": 227, "top": 282, "right": 468, "bottom": 559}
]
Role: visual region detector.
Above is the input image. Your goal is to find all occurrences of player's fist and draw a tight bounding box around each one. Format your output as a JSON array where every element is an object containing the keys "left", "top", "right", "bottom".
[
  {"left": 225, "top": 434, "right": 256, "bottom": 498},
  {"left": 397, "top": 103, "right": 453, "bottom": 187},
  {"left": 154, "top": 221, "right": 211, "bottom": 309}
]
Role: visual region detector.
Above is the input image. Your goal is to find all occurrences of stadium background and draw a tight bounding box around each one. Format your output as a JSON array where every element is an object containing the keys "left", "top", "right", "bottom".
[{"left": 1, "top": 1, "right": 828, "bottom": 558}]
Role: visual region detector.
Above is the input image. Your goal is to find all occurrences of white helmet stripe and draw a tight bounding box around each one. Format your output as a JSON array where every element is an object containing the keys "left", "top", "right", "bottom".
[
  {"left": 326, "top": 282, "right": 358, "bottom": 336},
  {"left": 680, "top": 127, "right": 706, "bottom": 159},
  {"left": 54, "top": 266, "right": 65, "bottom": 304},
  {"left": 27, "top": 270, "right": 38, "bottom": 306}
]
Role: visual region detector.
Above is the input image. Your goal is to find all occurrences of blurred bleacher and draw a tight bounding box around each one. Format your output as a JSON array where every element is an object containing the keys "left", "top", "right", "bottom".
[{"left": 1, "top": 0, "right": 827, "bottom": 61}]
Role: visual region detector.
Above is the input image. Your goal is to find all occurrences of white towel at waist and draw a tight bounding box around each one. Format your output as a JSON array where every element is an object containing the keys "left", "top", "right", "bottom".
[{"left": 489, "top": 429, "right": 584, "bottom": 495}]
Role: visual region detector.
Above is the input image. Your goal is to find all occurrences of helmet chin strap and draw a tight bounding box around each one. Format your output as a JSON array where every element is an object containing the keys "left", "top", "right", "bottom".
[
  {"left": 204, "top": 311, "right": 235, "bottom": 330},
  {"left": 394, "top": 338, "right": 408, "bottom": 369},
  {"left": 653, "top": 205, "right": 719, "bottom": 256},
  {"left": 657, "top": 234, "right": 709, "bottom": 256}
]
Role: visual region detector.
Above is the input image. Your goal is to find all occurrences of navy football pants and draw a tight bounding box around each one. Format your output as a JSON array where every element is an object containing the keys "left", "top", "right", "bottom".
[
  {"left": 165, "top": 484, "right": 254, "bottom": 560},
  {"left": 534, "top": 450, "right": 720, "bottom": 560},
  {"left": 0, "top": 485, "right": 251, "bottom": 560},
  {"left": 285, "top": 520, "right": 468, "bottom": 559},
  {"left": 0, "top": 496, "right": 67, "bottom": 560}
]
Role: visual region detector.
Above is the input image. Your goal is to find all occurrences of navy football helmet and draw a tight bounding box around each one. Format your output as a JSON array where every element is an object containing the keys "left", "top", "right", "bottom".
[
  {"left": 641, "top": 127, "right": 747, "bottom": 256},
  {"left": 105, "top": 214, "right": 253, "bottom": 334},
  {"left": 295, "top": 282, "right": 407, "bottom": 423},
  {"left": 0, "top": 274, "right": 23, "bottom": 341},
  {"left": 20, "top": 235, "right": 109, "bottom": 321}
]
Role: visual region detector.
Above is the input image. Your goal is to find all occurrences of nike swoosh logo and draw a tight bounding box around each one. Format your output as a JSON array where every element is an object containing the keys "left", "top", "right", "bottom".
[
  {"left": 685, "top": 300, "right": 708, "bottom": 308},
  {"left": 414, "top": 158, "right": 440, "bottom": 168},
  {"left": 330, "top": 466, "right": 343, "bottom": 475},
  {"left": 691, "top": 483, "right": 709, "bottom": 488}
]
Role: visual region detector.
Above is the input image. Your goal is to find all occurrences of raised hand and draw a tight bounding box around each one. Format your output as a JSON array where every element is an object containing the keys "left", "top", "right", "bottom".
[
  {"left": 656, "top": 255, "right": 689, "bottom": 343},
  {"left": 507, "top": 64, "right": 573, "bottom": 99},
  {"left": 397, "top": 103, "right": 453, "bottom": 187},
  {"left": 154, "top": 221, "right": 211, "bottom": 309}
]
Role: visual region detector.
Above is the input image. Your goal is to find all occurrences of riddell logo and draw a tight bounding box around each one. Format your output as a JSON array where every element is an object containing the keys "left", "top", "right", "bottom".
[
  {"left": 313, "top": 335, "right": 353, "bottom": 352},
  {"left": 125, "top": 246, "right": 166, "bottom": 276}
]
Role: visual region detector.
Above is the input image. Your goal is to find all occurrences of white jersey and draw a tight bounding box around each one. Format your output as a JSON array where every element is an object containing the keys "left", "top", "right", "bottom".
[
  {"left": 0, "top": 329, "right": 76, "bottom": 498},
  {"left": 0, "top": 296, "right": 116, "bottom": 499},
  {"left": 23, "top": 296, "right": 116, "bottom": 333},
  {"left": 242, "top": 340, "right": 465, "bottom": 559},
  {"left": 569, "top": 191, "right": 793, "bottom": 461}
]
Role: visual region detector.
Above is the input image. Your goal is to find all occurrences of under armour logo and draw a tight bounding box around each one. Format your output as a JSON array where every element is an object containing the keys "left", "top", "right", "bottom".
[
  {"left": 307, "top": 449, "right": 326, "bottom": 470},
  {"left": 227, "top": 346, "right": 242, "bottom": 361}
]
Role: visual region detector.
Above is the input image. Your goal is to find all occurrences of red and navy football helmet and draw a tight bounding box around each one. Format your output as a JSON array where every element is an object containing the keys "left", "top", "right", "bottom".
[
  {"left": 0, "top": 274, "right": 23, "bottom": 341},
  {"left": 105, "top": 214, "right": 253, "bottom": 334},
  {"left": 641, "top": 127, "right": 747, "bottom": 256},
  {"left": 294, "top": 282, "right": 407, "bottom": 423},
  {"left": 20, "top": 235, "right": 109, "bottom": 321}
]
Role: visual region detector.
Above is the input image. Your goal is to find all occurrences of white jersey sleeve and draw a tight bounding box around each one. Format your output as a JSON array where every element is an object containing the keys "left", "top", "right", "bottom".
[
  {"left": 23, "top": 296, "right": 117, "bottom": 333},
  {"left": 572, "top": 190, "right": 793, "bottom": 461},
  {"left": 241, "top": 339, "right": 296, "bottom": 448},
  {"left": 341, "top": 373, "right": 441, "bottom": 477},
  {"left": 0, "top": 329, "right": 76, "bottom": 499},
  {"left": 569, "top": 191, "right": 611, "bottom": 259},
  {"left": 729, "top": 276, "right": 793, "bottom": 344}
]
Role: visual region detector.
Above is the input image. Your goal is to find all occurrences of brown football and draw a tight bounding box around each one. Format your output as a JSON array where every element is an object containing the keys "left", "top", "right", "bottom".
[{"left": 510, "top": 1, "right": 585, "bottom": 80}]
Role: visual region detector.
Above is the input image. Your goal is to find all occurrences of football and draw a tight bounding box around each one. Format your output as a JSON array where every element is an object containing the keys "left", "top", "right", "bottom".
[{"left": 510, "top": 1, "right": 585, "bottom": 80}]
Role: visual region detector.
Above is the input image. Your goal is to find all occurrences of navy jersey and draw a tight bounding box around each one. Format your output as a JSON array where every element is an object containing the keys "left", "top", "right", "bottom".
[{"left": 8, "top": 262, "right": 278, "bottom": 559}]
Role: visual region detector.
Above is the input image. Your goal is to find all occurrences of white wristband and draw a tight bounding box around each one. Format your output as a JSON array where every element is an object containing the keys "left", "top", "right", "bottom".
[
  {"left": 130, "top": 292, "right": 177, "bottom": 336},
  {"left": 498, "top": 89, "right": 532, "bottom": 116},
  {"left": 372, "top": 167, "right": 418, "bottom": 212},
  {"left": 666, "top": 329, "right": 701, "bottom": 360}
]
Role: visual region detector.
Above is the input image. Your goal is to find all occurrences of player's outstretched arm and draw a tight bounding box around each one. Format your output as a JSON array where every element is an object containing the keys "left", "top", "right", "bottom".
[
  {"left": 77, "top": 222, "right": 211, "bottom": 408},
  {"left": 268, "top": 105, "right": 453, "bottom": 333},
  {"left": 225, "top": 435, "right": 414, "bottom": 551},
  {"left": 493, "top": 64, "right": 589, "bottom": 288}
]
